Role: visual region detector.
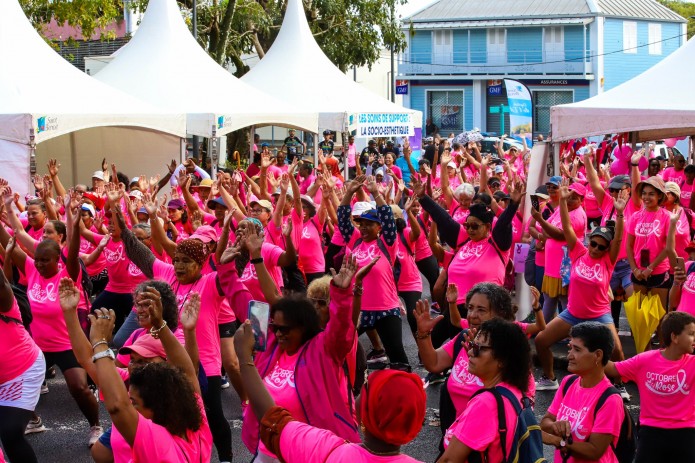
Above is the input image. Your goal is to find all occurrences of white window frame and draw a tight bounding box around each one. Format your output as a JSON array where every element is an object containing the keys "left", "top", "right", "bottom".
[
  {"left": 648, "top": 23, "right": 662, "bottom": 55},
  {"left": 623, "top": 21, "right": 637, "bottom": 54},
  {"left": 425, "top": 88, "right": 466, "bottom": 133}
]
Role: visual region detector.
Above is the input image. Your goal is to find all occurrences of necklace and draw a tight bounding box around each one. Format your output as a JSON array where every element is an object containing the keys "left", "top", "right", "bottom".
[{"left": 360, "top": 443, "right": 400, "bottom": 456}]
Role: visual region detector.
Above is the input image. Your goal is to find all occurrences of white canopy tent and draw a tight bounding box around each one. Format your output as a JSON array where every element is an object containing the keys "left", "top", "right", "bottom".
[
  {"left": 241, "top": 0, "right": 421, "bottom": 135},
  {"left": 551, "top": 36, "right": 695, "bottom": 142},
  {"left": 94, "top": 0, "right": 317, "bottom": 138},
  {"left": 0, "top": 0, "right": 186, "bottom": 197}
]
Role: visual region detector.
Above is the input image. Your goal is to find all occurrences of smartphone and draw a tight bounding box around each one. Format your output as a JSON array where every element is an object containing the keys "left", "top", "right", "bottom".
[
  {"left": 248, "top": 300, "right": 270, "bottom": 352},
  {"left": 676, "top": 257, "right": 686, "bottom": 273},
  {"left": 531, "top": 195, "right": 540, "bottom": 212},
  {"left": 640, "top": 249, "right": 650, "bottom": 268}
]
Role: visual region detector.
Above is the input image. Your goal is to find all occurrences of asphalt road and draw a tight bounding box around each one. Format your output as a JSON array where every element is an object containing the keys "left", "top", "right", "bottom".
[{"left": 13, "top": 315, "right": 641, "bottom": 463}]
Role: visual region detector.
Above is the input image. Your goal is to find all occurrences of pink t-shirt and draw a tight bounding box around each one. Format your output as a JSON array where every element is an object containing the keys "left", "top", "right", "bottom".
[
  {"left": 299, "top": 217, "right": 326, "bottom": 274},
  {"left": 584, "top": 187, "right": 601, "bottom": 218},
  {"left": 544, "top": 207, "right": 587, "bottom": 278},
  {"left": 442, "top": 338, "right": 484, "bottom": 414},
  {"left": 681, "top": 182, "right": 694, "bottom": 205},
  {"left": 26, "top": 257, "right": 88, "bottom": 352},
  {"left": 412, "top": 215, "right": 432, "bottom": 261},
  {"left": 172, "top": 221, "right": 192, "bottom": 242},
  {"left": 80, "top": 232, "right": 107, "bottom": 276},
  {"left": 447, "top": 238, "right": 508, "bottom": 304},
  {"left": 0, "top": 299, "right": 41, "bottom": 384},
  {"left": 599, "top": 194, "right": 637, "bottom": 261},
  {"left": 567, "top": 241, "right": 616, "bottom": 319},
  {"left": 615, "top": 349, "right": 695, "bottom": 428},
  {"left": 677, "top": 262, "right": 695, "bottom": 315},
  {"left": 257, "top": 350, "right": 307, "bottom": 457},
  {"left": 111, "top": 394, "right": 212, "bottom": 463},
  {"left": 627, "top": 207, "right": 670, "bottom": 273},
  {"left": 278, "top": 421, "right": 422, "bottom": 462},
  {"left": 238, "top": 242, "right": 284, "bottom": 302},
  {"left": 547, "top": 376, "right": 624, "bottom": 463},
  {"left": 449, "top": 203, "right": 471, "bottom": 228},
  {"left": 443, "top": 383, "right": 522, "bottom": 462},
  {"left": 395, "top": 228, "right": 422, "bottom": 292},
  {"left": 152, "top": 259, "right": 226, "bottom": 377},
  {"left": 672, "top": 208, "right": 694, "bottom": 261},
  {"left": 663, "top": 167, "right": 686, "bottom": 187},
  {"left": 346, "top": 235, "right": 400, "bottom": 311},
  {"left": 94, "top": 235, "right": 147, "bottom": 293}
]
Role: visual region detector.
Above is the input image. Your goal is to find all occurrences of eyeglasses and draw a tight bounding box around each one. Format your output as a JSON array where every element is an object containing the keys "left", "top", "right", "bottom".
[
  {"left": 468, "top": 341, "right": 493, "bottom": 357},
  {"left": 589, "top": 240, "right": 609, "bottom": 251},
  {"left": 269, "top": 321, "right": 294, "bottom": 335},
  {"left": 309, "top": 297, "right": 328, "bottom": 306},
  {"left": 463, "top": 222, "right": 481, "bottom": 231},
  {"left": 249, "top": 208, "right": 266, "bottom": 214},
  {"left": 608, "top": 187, "right": 623, "bottom": 193}
]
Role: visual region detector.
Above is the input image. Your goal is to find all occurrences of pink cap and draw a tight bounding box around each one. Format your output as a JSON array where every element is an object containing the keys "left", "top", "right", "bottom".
[
  {"left": 190, "top": 225, "right": 218, "bottom": 243},
  {"left": 568, "top": 182, "right": 586, "bottom": 197},
  {"left": 119, "top": 334, "right": 167, "bottom": 359}
]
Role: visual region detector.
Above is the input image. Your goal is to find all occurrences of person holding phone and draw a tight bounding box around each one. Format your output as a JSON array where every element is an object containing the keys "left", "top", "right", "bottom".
[{"left": 533, "top": 180, "right": 627, "bottom": 393}]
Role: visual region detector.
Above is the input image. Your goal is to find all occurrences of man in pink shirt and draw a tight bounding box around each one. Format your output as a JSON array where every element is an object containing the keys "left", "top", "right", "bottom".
[{"left": 662, "top": 153, "right": 687, "bottom": 187}]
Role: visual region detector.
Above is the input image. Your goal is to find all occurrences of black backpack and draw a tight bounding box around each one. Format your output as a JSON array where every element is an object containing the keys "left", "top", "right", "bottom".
[
  {"left": 468, "top": 386, "right": 547, "bottom": 463},
  {"left": 561, "top": 375, "right": 637, "bottom": 463}
]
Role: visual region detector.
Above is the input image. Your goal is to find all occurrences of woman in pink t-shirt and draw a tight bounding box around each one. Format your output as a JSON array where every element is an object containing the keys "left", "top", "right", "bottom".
[
  {"left": 298, "top": 194, "right": 326, "bottom": 284},
  {"left": 440, "top": 319, "right": 533, "bottom": 462},
  {"left": 606, "top": 311, "right": 695, "bottom": 462},
  {"left": 534, "top": 181, "right": 627, "bottom": 392},
  {"left": 541, "top": 322, "right": 625, "bottom": 463},
  {"left": 71, "top": 282, "right": 212, "bottom": 463},
  {"left": 626, "top": 175, "right": 672, "bottom": 312},
  {"left": 392, "top": 200, "right": 422, "bottom": 337},
  {"left": 409, "top": 201, "right": 439, "bottom": 296},
  {"left": 662, "top": 182, "right": 692, "bottom": 260},
  {"left": 0, "top": 265, "right": 44, "bottom": 463},
  {"left": 164, "top": 198, "right": 193, "bottom": 242},
  {"left": 234, "top": 319, "right": 426, "bottom": 463}
]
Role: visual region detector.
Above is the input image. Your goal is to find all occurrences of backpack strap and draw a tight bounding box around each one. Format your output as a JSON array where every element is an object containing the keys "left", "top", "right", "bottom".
[
  {"left": 354, "top": 237, "right": 393, "bottom": 267},
  {"left": 0, "top": 313, "right": 23, "bottom": 326},
  {"left": 687, "top": 261, "right": 695, "bottom": 277},
  {"left": 592, "top": 386, "right": 623, "bottom": 457},
  {"left": 561, "top": 374, "right": 580, "bottom": 397},
  {"left": 451, "top": 330, "right": 467, "bottom": 359},
  {"left": 398, "top": 230, "right": 414, "bottom": 257}
]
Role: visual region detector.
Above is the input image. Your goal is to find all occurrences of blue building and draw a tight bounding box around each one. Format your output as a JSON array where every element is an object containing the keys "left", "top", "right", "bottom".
[{"left": 398, "top": 0, "right": 686, "bottom": 137}]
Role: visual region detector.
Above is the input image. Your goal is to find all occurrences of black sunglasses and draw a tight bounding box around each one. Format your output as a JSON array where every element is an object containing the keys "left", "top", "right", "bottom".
[
  {"left": 463, "top": 223, "right": 481, "bottom": 231},
  {"left": 546, "top": 184, "right": 559, "bottom": 190},
  {"left": 589, "top": 240, "right": 609, "bottom": 251},
  {"left": 608, "top": 187, "right": 624, "bottom": 193},
  {"left": 468, "top": 341, "right": 493, "bottom": 357},
  {"left": 269, "top": 321, "right": 294, "bottom": 335}
]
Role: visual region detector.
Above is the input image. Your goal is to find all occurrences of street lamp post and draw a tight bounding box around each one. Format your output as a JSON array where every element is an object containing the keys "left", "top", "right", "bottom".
[{"left": 192, "top": 0, "right": 199, "bottom": 162}]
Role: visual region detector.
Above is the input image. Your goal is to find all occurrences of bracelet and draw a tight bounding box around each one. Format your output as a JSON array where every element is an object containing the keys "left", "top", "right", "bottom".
[
  {"left": 92, "top": 340, "right": 108, "bottom": 350},
  {"left": 415, "top": 330, "right": 431, "bottom": 340},
  {"left": 533, "top": 307, "right": 542, "bottom": 313},
  {"left": 616, "top": 214, "right": 624, "bottom": 218},
  {"left": 250, "top": 257, "right": 263, "bottom": 264},
  {"left": 149, "top": 321, "right": 167, "bottom": 339},
  {"left": 352, "top": 284, "right": 363, "bottom": 296},
  {"left": 631, "top": 163, "right": 640, "bottom": 167}
]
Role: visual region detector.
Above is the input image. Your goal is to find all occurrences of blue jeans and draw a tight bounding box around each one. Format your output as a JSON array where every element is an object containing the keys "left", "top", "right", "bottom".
[{"left": 112, "top": 310, "right": 139, "bottom": 349}]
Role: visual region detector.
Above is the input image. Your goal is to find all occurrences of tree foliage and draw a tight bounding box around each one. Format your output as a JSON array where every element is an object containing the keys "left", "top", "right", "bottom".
[
  {"left": 19, "top": 0, "right": 406, "bottom": 76},
  {"left": 658, "top": 0, "right": 695, "bottom": 39}
]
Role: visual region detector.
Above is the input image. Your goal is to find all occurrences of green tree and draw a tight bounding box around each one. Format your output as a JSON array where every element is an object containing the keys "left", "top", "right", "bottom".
[
  {"left": 658, "top": 0, "right": 695, "bottom": 38},
  {"left": 20, "top": 0, "right": 406, "bottom": 76}
]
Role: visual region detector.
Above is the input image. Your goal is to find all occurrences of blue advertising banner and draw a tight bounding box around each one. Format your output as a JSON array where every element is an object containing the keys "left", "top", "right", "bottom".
[
  {"left": 504, "top": 79, "right": 533, "bottom": 147},
  {"left": 395, "top": 80, "right": 409, "bottom": 95}
]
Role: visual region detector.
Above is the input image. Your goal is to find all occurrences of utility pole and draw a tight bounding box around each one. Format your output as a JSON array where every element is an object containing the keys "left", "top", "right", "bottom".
[
  {"left": 390, "top": 3, "right": 395, "bottom": 102},
  {"left": 191, "top": 0, "right": 199, "bottom": 162}
]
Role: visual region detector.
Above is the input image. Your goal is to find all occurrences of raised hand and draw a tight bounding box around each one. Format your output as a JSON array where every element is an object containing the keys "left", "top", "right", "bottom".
[
  {"left": 87, "top": 308, "right": 116, "bottom": 345},
  {"left": 180, "top": 292, "right": 201, "bottom": 331},
  {"left": 345, "top": 175, "right": 366, "bottom": 196},
  {"left": 149, "top": 175, "right": 160, "bottom": 191},
  {"left": 530, "top": 286, "right": 541, "bottom": 309},
  {"left": 167, "top": 159, "right": 177, "bottom": 175},
  {"left": 508, "top": 178, "right": 526, "bottom": 203},
  {"left": 630, "top": 150, "right": 641, "bottom": 167},
  {"left": 558, "top": 178, "right": 571, "bottom": 201},
  {"left": 365, "top": 175, "right": 379, "bottom": 195},
  {"left": 411, "top": 176, "right": 425, "bottom": 198},
  {"left": 670, "top": 207, "right": 683, "bottom": 226},
  {"left": 354, "top": 256, "right": 380, "bottom": 285},
  {"left": 220, "top": 241, "right": 242, "bottom": 264},
  {"left": 330, "top": 255, "right": 358, "bottom": 289},
  {"left": 614, "top": 188, "right": 629, "bottom": 213},
  {"left": 58, "top": 277, "right": 81, "bottom": 312},
  {"left": 48, "top": 159, "right": 61, "bottom": 177},
  {"left": 282, "top": 219, "right": 293, "bottom": 238},
  {"left": 413, "top": 299, "right": 443, "bottom": 334},
  {"left": 404, "top": 195, "right": 417, "bottom": 212},
  {"left": 32, "top": 174, "right": 44, "bottom": 193},
  {"left": 445, "top": 284, "right": 458, "bottom": 304}
]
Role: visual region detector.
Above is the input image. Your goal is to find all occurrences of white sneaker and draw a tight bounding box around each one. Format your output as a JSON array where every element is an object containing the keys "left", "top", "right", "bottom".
[
  {"left": 40, "top": 382, "right": 49, "bottom": 395},
  {"left": 25, "top": 417, "right": 47, "bottom": 435},
  {"left": 617, "top": 385, "right": 631, "bottom": 402},
  {"left": 88, "top": 425, "right": 104, "bottom": 447},
  {"left": 535, "top": 375, "right": 559, "bottom": 391}
]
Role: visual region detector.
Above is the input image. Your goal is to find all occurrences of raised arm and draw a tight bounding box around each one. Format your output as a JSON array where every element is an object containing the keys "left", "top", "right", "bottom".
[
  {"left": 630, "top": 151, "right": 644, "bottom": 209},
  {"left": 65, "top": 196, "right": 81, "bottom": 282},
  {"left": 337, "top": 175, "right": 366, "bottom": 243},
  {"left": 413, "top": 176, "right": 461, "bottom": 248},
  {"left": 47, "top": 159, "right": 67, "bottom": 198},
  {"left": 404, "top": 196, "right": 421, "bottom": 243},
  {"left": 113, "top": 206, "right": 155, "bottom": 278},
  {"left": 584, "top": 148, "right": 606, "bottom": 206},
  {"left": 490, "top": 181, "right": 523, "bottom": 252},
  {"left": 609, "top": 190, "right": 628, "bottom": 264},
  {"left": 557, "top": 181, "right": 578, "bottom": 251},
  {"left": 143, "top": 194, "right": 176, "bottom": 259}
]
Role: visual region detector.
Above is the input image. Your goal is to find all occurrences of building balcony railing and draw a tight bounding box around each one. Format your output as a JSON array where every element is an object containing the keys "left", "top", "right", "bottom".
[{"left": 399, "top": 50, "right": 593, "bottom": 76}]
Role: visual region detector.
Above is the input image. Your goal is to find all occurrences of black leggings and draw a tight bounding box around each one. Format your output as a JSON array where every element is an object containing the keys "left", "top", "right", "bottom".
[
  {"left": 305, "top": 272, "right": 326, "bottom": 286},
  {"left": 399, "top": 291, "right": 422, "bottom": 336},
  {"left": 90, "top": 290, "right": 134, "bottom": 334},
  {"left": 416, "top": 255, "right": 440, "bottom": 296},
  {"left": 324, "top": 243, "right": 343, "bottom": 274},
  {"left": 203, "top": 376, "right": 232, "bottom": 462},
  {"left": 359, "top": 315, "right": 409, "bottom": 367},
  {"left": 636, "top": 426, "right": 695, "bottom": 462},
  {"left": 431, "top": 302, "right": 465, "bottom": 349},
  {"left": 0, "top": 406, "right": 37, "bottom": 463}
]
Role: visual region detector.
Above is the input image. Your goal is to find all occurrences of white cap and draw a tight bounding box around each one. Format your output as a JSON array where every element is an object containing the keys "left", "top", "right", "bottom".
[
  {"left": 375, "top": 168, "right": 385, "bottom": 177},
  {"left": 447, "top": 161, "right": 458, "bottom": 169},
  {"left": 130, "top": 176, "right": 140, "bottom": 183},
  {"left": 92, "top": 170, "right": 105, "bottom": 180},
  {"left": 352, "top": 201, "right": 373, "bottom": 217},
  {"left": 129, "top": 190, "right": 144, "bottom": 200},
  {"left": 81, "top": 204, "right": 96, "bottom": 217}
]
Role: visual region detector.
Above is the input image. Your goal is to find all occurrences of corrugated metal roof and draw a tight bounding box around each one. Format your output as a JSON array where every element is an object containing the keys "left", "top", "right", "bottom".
[
  {"left": 406, "top": 0, "right": 686, "bottom": 23},
  {"left": 409, "top": 17, "right": 593, "bottom": 30},
  {"left": 595, "top": 0, "right": 685, "bottom": 22},
  {"left": 406, "top": 0, "right": 593, "bottom": 22}
]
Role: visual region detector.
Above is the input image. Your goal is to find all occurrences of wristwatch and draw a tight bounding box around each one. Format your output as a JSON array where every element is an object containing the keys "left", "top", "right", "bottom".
[{"left": 92, "top": 349, "right": 116, "bottom": 363}]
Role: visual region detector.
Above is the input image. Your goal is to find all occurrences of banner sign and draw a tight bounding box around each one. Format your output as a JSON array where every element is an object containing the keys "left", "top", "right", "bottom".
[
  {"left": 348, "top": 112, "right": 415, "bottom": 137},
  {"left": 488, "top": 80, "right": 503, "bottom": 96},
  {"left": 408, "top": 127, "right": 422, "bottom": 159},
  {"left": 439, "top": 105, "right": 460, "bottom": 131},
  {"left": 395, "top": 80, "right": 409, "bottom": 95},
  {"left": 504, "top": 79, "right": 533, "bottom": 147}
]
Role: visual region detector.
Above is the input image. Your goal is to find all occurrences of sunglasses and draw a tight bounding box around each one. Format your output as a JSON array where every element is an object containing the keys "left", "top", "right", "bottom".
[
  {"left": 468, "top": 341, "right": 493, "bottom": 357},
  {"left": 546, "top": 184, "right": 559, "bottom": 190},
  {"left": 589, "top": 240, "right": 609, "bottom": 251},
  {"left": 269, "top": 321, "right": 294, "bottom": 335},
  {"left": 608, "top": 187, "right": 624, "bottom": 193},
  {"left": 463, "top": 223, "right": 481, "bottom": 231}
]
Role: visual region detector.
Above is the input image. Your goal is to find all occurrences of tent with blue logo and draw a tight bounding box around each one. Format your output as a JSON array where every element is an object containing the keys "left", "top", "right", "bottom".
[{"left": 0, "top": 0, "right": 186, "bottom": 198}]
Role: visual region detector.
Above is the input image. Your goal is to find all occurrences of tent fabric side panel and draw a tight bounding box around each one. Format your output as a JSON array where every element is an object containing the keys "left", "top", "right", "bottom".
[
  {"left": 36, "top": 127, "right": 181, "bottom": 189},
  {"left": 0, "top": 139, "right": 31, "bottom": 198},
  {"left": 0, "top": 114, "right": 32, "bottom": 144}
]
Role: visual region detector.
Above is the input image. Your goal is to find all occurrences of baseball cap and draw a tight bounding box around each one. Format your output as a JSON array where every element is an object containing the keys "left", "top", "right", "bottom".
[
  {"left": 119, "top": 335, "right": 167, "bottom": 360},
  {"left": 534, "top": 185, "right": 550, "bottom": 200},
  {"left": 300, "top": 195, "right": 317, "bottom": 213},
  {"left": 249, "top": 199, "right": 273, "bottom": 212},
  {"left": 446, "top": 161, "right": 457, "bottom": 169},
  {"left": 129, "top": 190, "right": 143, "bottom": 201},
  {"left": 206, "top": 196, "right": 228, "bottom": 210},
  {"left": 386, "top": 140, "right": 394, "bottom": 145},
  {"left": 261, "top": 142, "right": 269, "bottom": 148},
  {"left": 323, "top": 130, "right": 331, "bottom": 135},
  {"left": 354, "top": 210, "right": 382, "bottom": 225},
  {"left": 190, "top": 225, "right": 218, "bottom": 243},
  {"left": 590, "top": 226, "right": 614, "bottom": 243},
  {"left": 130, "top": 177, "right": 140, "bottom": 184},
  {"left": 685, "top": 240, "right": 695, "bottom": 253},
  {"left": 368, "top": 139, "right": 376, "bottom": 145},
  {"left": 493, "top": 190, "right": 510, "bottom": 201},
  {"left": 568, "top": 183, "right": 586, "bottom": 197},
  {"left": 352, "top": 201, "right": 373, "bottom": 217},
  {"left": 546, "top": 176, "right": 562, "bottom": 186},
  {"left": 80, "top": 204, "right": 96, "bottom": 217},
  {"left": 92, "top": 170, "right": 105, "bottom": 181},
  {"left": 608, "top": 175, "right": 631, "bottom": 190},
  {"left": 168, "top": 198, "right": 186, "bottom": 209},
  {"left": 136, "top": 207, "right": 148, "bottom": 215}
]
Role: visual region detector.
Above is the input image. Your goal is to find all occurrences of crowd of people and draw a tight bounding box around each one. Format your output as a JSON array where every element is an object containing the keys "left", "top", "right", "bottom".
[{"left": 1, "top": 131, "right": 695, "bottom": 463}]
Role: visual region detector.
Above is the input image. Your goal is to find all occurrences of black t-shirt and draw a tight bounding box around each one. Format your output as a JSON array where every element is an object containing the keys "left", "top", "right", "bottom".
[
  {"left": 319, "top": 139, "right": 335, "bottom": 154},
  {"left": 423, "top": 145, "right": 436, "bottom": 166},
  {"left": 380, "top": 146, "right": 401, "bottom": 157},
  {"left": 360, "top": 146, "right": 379, "bottom": 166},
  {"left": 283, "top": 136, "right": 303, "bottom": 160}
]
